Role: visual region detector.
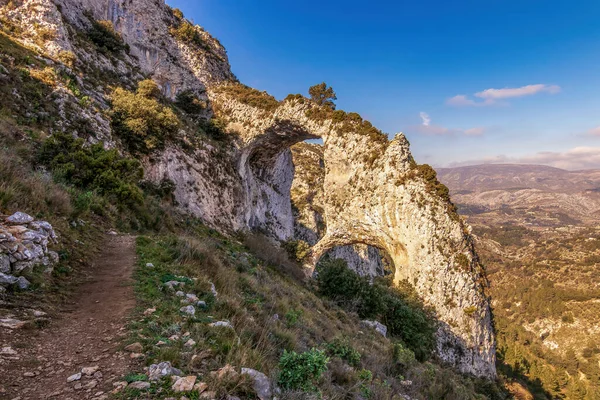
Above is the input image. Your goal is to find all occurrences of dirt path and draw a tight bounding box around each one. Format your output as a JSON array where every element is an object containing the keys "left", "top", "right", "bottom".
[{"left": 0, "top": 234, "right": 137, "bottom": 400}]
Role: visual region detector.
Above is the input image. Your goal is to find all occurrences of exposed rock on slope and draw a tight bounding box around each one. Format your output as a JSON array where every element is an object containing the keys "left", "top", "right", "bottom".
[{"left": 2, "top": 0, "right": 496, "bottom": 378}]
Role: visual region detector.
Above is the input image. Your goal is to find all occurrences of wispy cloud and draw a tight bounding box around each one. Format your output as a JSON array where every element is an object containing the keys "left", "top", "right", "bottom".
[
  {"left": 587, "top": 126, "right": 600, "bottom": 137},
  {"left": 448, "top": 147, "right": 600, "bottom": 170},
  {"left": 446, "top": 84, "right": 561, "bottom": 107},
  {"left": 412, "top": 113, "right": 484, "bottom": 136}
]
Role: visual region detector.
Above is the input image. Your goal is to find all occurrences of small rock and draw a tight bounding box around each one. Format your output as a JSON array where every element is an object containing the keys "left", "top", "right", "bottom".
[
  {"left": 0, "top": 346, "right": 18, "bottom": 355},
  {"left": 209, "top": 282, "right": 218, "bottom": 297},
  {"left": 200, "top": 391, "right": 217, "bottom": 399},
  {"left": 81, "top": 366, "right": 100, "bottom": 376},
  {"left": 185, "top": 293, "right": 199, "bottom": 302},
  {"left": 67, "top": 372, "right": 82, "bottom": 382},
  {"left": 145, "top": 262, "right": 154, "bottom": 267},
  {"left": 241, "top": 368, "right": 272, "bottom": 400},
  {"left": 0, "top": 272, "right": 18, "bottom": 286},
  {"left": 184, "top": 338, "right": 196, "bottom": 347},
  {"left": 180, "top": 305, "right": 195, "bottom": 316},
  {"left": 93, "top": 371, "right": 103, "bottom": 379},
  {"left": 156, "top": 340, "right": 167, "bottom": 346},
  {"left": 127, "top": 381, "right": 151, "bottom": 390},
  {"left": 172, "top": 375, "right": 197, "bottom": 392},
  {"left": 209, "top": 320, "right": 233, "bottom": 329},
  {"left": 143, "top": 307, "right": 156, "bottom": 316},
  {"left": 129, "top": 353, "right": 144, "bottom": 359},
  {"left": 148, "top": 361, "right": 182, "bottom": 381},
  {"left": 23, "top": 371, "right": 36, "bottom": 377},
  {"left": 84, "top": 379, "right": 98, "bottom": 389},
  {"left": 0, "top": 319, "right": 26, "bottom": 329},
  {"left": 107, "top": 230, "right": 118, "bottom": 236},
  {"left": 175, "top": 291, "right": 185, "bottom": 297},
  {"left": 6, "top": 212, "right": 34, "bottom": 225},
  {"left": 74, "top": 382, "right": 82, "bottom": 390},
  {"left": 124, "top": 342, "right": 143, "bottom": 353},
  {"left": 194, "top": 381, "right": 208, "bottom": 393},
  {"left": 196, "top": 300, "right": 207, "bottom": 308},
  {"left": 211, "top": 364, "right": 238, "bottom": 381},
  {"left": 360, "top": 320, "right": 387, "bottom": 337}
]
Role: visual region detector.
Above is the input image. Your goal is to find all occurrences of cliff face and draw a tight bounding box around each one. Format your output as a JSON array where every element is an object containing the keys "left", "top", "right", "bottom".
[{"left": 1, "top": 0, "right": 496, "bottom": 377}]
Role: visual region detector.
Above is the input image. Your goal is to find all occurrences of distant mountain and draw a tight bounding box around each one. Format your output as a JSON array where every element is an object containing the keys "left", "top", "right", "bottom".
[
  {"left": 437, "top": 164, "right": 600, "bottom": 193},
  {"left": 437, "top": 164, "right": 600, "bottom": 224}
]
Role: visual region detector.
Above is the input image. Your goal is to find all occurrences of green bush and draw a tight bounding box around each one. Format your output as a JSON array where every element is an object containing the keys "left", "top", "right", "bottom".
[
  {"left": 326, "top": 337, "right": 361, "bottom": 367},
  {"left": 170, "top": 20, "right": 207, "bottom": 49},
  {"left": 392, "top": 342, "right": 416, "bottom": 369},
  {"left": 87, "top": 18, "right": 127, "bottom": 54},
  {"left": 316, "top": 258, "right": 436, "bottom": 360},
  {"left": 38, "top": 132, "right": 143, "bottom": 207},
  {"left": 175, "top": 89, "right": 206, "bottom": 115},
  {"left": 278, "top": 348, "right": 329, "bottom": 392},
  {"left": 110, "top": 80, "right": 180, "bottom": 154},
  {"left": 282, "top": 239, "right": 311, "bottom": 262}
]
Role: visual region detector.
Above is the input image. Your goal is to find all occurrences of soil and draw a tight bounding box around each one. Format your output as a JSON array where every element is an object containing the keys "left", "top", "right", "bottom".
[{"left": 0, "top": 234, "right": 137, "bottom": 399}]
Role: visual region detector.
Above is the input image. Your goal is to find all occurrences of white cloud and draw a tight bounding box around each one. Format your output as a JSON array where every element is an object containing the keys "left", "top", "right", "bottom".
[
  {"left": 447, "top": 84, "right": 561, "bottom": 107},
  {"left": 475, "top": 84, "right": 560, "bottom": 100},
  {"left": 411, "top": 113, "right": 485, "bottom": 136},
  {"left": 448, "top": 147, "right": 600, "bottom": 170},
  {"left": 587, "top": 126, "right": 600, "bottom": 137}
]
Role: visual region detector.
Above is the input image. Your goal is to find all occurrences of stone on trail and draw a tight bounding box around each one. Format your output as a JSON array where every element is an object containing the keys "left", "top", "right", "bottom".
[
  {"left": 16, "top": 276, "right": 30, "bottom": 290},
  {"left": 81, "top": 365, "right": 100, "bottom": 375},
  {"left": 67, "top": 372, "right": 82, "bottom": 382},
  {"left": 0, "top": 272, "right": 18, "bottom": 286},
  {"left": 124, "top": 342, "right": 143, "bottom": 353}
]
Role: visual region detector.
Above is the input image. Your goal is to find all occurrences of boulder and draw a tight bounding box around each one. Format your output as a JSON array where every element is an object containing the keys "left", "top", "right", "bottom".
[{"left": 241, "top": 368, "right": 272, "bottom": 400}]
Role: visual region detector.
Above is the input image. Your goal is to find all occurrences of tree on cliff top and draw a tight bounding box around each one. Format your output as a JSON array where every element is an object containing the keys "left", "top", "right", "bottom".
[{"left": 309, "top": 82, "right": 337, "bottom": 109}]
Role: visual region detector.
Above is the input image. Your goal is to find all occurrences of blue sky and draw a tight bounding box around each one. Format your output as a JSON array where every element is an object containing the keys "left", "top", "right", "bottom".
[{"left": 168, "top": 0, "right": 600, "bottom": 170}]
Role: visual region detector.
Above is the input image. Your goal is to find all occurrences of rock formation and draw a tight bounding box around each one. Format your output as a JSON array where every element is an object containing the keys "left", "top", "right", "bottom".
[
  {"left": 1, "top": 0, "right": 496, "bottom": 377},
  {"left": 0, "top": 212, "right": 59, "bottom": 291}
]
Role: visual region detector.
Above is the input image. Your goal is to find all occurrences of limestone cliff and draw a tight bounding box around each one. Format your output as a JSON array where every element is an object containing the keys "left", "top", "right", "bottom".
[{"left": 1, "top": 0, "right": 496, "bottom": 378}]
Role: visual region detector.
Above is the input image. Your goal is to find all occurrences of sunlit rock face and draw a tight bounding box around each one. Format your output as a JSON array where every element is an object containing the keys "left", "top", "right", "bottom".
[{"left": 3, "top": 0, "right": 496, "bottom": 378}]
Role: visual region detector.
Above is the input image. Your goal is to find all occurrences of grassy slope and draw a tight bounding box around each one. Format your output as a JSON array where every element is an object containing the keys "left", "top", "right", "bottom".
[{"left": 115, "top": 226, "right": 505, "bottom": 399}]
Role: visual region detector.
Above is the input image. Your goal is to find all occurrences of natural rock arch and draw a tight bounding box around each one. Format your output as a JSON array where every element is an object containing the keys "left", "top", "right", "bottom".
[{"left": 210, "top": 90, "right": 496, "bottom": 378}]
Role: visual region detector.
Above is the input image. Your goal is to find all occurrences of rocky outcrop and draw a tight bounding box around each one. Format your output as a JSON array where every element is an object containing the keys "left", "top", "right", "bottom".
[
  {"left": 0, "top": 212, "right": 58, "bottom": 291},
  {"left": 208, "top": 91, "right": 496, "bottom": 377}
]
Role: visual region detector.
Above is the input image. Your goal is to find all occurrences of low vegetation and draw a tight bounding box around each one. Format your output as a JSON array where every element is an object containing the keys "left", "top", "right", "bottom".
[{"left": 110, "top": 79, "right": 180, "bottom": 154}]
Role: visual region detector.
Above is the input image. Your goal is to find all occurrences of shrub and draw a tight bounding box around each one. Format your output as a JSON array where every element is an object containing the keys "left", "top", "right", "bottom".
[
  {"left": 326, "top": 337, "right": 361, "bottom": 367},
  {"left": 87, "top": 18, "right": 127, "bottom": 54},
  {"left": 213, "top": 83, "right": 280, "bottom": 111},
  {"left": 284, "top": 308, "right": 303, "bottom": 328},
  {"left": 282, "top": 239, "right": 311, "bottom": 262},
  {"left": 308, "top": 82, "right": 336, "bottom": 109},
  {"left": 110, "top": 80, "right": 180, "bottom": 154},
  {"left": 175, "top": 89, "right": 206, "bottom": 115},
  {"left": 38, "top": 132, "right": 144, "bottom": 207},
  {"left": 278, "top": 348, "right": 329, "bottom": 392},
  {"left": 316, "top": 258, "right": 436, "bottom": 360},
  {"left": 170, "top": 20, "right": 207, "bottom": 49},
  {"left": 392, "top": 342, "right": 416, "bottom": 369}
]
